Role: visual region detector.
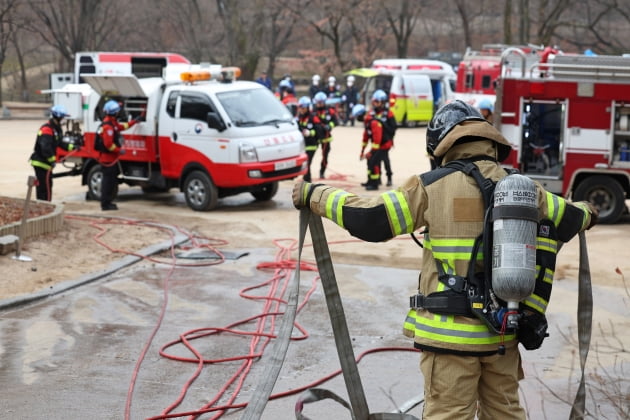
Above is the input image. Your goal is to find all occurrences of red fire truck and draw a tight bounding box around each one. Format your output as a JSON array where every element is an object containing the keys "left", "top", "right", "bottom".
[
  {"left": 495, "top": 47, "right": 630, "bottom": 223},
  {"left": 454, "top": 44, "right": 545, "bottom": 107}
]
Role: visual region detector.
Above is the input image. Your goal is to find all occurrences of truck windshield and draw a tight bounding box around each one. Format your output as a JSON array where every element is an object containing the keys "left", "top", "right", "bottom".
[{"left": 217, "top": 88, "right": 294, "bottom": 127}]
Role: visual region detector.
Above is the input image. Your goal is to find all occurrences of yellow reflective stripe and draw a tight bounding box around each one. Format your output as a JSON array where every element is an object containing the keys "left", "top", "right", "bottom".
[
  {"left": 47, "top": 156, "right": 56, "bottom": 163},
  {"left": 305, "top": 145, "right": 318, "bottom": 151},
  {"left": 429, "top": 238, "right": 476, "bottom": 260},
  {"left": 546, "top": 192, "right": 566, "bottom": 226},
  {"left": 542, "top": 267, "right": 554, "bottom": 284},
  {"left": 537, "top": 236, "right": 557, "bottom": 253},
  {"left": 523, "top": 294, "right": 547, "bottom": 313},
  {"left": 321, "top": 137, "right": 333, "bottom": 143},
  {"left": 405, "top": 312, "right": 514, "bottom": 345},
  {"left": 30, "top": 160, "right": 52, "bottom": 170},
  {"left": 325, "top": 190, "right": 351, "bottom": 228},
  {"left": 382, "top": 191, "right": 413, "bottom": 235},
  {"left": 371, "top": 144, "right": 380, "bottom": 150}
]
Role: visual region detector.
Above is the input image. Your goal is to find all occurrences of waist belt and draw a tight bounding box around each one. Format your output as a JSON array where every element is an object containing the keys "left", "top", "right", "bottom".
[{"left": 409, "top": 290, "right": 474, "bottom": 318}]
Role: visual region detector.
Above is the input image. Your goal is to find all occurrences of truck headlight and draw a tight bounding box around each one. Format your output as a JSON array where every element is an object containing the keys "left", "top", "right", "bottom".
[{"left": 239, "top": 143, "right": 258, "bottom": 163}]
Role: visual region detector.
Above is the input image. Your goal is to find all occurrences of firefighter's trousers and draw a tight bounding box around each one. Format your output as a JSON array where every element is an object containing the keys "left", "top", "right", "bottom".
[{"left": 419, "top": 345, "right": 525, "bottom": 420}]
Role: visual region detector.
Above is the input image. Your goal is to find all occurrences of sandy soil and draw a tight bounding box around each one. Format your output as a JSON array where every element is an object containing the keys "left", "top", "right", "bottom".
[{"left": 1, "top": 118, "right": 629, "bottom": 303}]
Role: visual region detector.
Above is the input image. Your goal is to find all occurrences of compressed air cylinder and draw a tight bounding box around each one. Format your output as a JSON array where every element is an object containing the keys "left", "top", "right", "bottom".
[{"left": 492, "top": 174, "right": 538, "bottom": 304}]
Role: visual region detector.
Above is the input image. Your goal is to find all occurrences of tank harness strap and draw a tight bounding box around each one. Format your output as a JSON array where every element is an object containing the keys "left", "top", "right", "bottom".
[{"left": 411, "top": 158, "right": 502, "bottom": 318}]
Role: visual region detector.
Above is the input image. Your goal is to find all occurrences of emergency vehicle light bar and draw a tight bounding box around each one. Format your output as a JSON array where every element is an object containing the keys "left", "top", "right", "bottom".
[
  {"left": 221, "top": 66, "right": 241, "bottom": 81},
  {"left": 180, "top": 70, "right": 212, "bottom": 83}
]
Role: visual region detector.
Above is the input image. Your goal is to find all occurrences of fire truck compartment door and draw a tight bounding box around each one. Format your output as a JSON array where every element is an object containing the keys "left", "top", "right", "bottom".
[{"left": 81, "top": 75, "right": 146, "bottom": 97}]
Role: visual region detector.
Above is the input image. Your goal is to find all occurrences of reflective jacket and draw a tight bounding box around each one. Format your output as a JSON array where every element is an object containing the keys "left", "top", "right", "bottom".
[
  {"left": 98, "top": 115, "right": 137, "bottom": 164},
  {"left": 29, "top": 119, "right": 75, "bottom": 170},
  {"left": 304, "top": 122, "right": 593, "bottom": 355}
]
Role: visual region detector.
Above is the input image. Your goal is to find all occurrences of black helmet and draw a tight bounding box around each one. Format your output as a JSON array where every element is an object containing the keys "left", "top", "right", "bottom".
[{"left": 426, "top": 100, "right": 486, "bottom": 158}]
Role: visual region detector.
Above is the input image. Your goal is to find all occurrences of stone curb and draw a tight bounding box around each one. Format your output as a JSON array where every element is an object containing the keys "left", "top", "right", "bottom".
[{"left": 0, "top": 217, "right": 190, "bottom": 311}]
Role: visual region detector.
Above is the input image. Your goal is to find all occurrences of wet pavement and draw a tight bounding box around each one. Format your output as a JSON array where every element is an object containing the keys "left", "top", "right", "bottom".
[{"left": 1, "top": 242, "right": 626, "bottom": 419}]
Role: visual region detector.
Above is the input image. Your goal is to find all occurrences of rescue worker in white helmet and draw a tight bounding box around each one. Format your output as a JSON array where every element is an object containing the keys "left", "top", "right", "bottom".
[
  {"left": 324, "top": 75, "right": 341, "bottom": 101},
  {"left": 29, "top": 104, "right": 78, "bottom": 201},
  {"left": 293, "top": 99, "right": 598, "bottom": 419},
  {"left": 309, "top": 74, "right": 322, "bottom": 99},
  {"left": 342, "top": 75, "right": 359, "bottom": 126}
]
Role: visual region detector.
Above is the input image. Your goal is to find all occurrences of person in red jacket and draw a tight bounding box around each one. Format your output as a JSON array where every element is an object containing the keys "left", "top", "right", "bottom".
[
  {"left": 98, "top": 100, "right": 140, "bottom": 210},
  {"left": 358, "top": 90, "right": 395, "bottom": 190},
  {"left": 29, "top": 105, "right": 77, "bottom": 201}
]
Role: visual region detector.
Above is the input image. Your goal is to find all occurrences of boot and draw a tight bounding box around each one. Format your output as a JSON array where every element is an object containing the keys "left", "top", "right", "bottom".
[
  {"left": 319, "top": 170, "right": 325, "bottom": 179},
  {"left": 365, "top": 180, "right": 379, "bottom": 191},
  {"left": 386, "top": 176, "right": 392, "bottom": 187}
]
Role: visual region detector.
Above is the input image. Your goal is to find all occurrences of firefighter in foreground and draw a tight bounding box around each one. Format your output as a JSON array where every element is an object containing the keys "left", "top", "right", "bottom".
[
  {"left": 29, "top": 105, "right": 77, "bottom": 201},
  {"left": 292, "top": 100, "right": 597, "bottom": 419},
  {"left": 98, "top": 100, "right": 140, "bottom": 211}
]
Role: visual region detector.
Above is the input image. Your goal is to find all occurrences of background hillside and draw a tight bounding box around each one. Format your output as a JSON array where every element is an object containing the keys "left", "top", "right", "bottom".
[{"left": 1, "top": 0, "right": 630, "bottom": 103}]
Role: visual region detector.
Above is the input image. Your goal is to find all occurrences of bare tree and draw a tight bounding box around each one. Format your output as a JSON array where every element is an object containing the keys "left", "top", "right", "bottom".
[
  {"left": 261, "top": 0, "right": 301, "bottom": 84},
  {"left": 159, "top": 0, "right": 222, "bottom": 63},
  {"left": 0, "top": 0, "right": 21, "bottom": 106},
  {"left": 384, "top": 0, "right": 422, "bottom": 58},
  {"left": 287, "top": 0, "right": 363, "bottom": 73},
  {"left": 25, "top": 0, "right": 127, "bottom": 71},
  {"left": 347, "top": 0, "right": 390, "bottom": 67}
]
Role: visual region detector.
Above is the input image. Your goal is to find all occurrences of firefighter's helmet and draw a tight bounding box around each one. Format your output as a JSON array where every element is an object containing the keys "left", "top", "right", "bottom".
[
  {"left": 426, "top": 100, "right": 511, "bottom": 163},
  {"left": 298, "top": 96, "right": 311, "bottom": 108},
  {"left": 478, "top": 99, "right": 494, "bottom": 113},
  {"left": 351, "top": 104, "right": 366, "bottom": 118},
  {"left": 103, "top": 100, "right": 121, "bottom": 116},
  {"left": 328, "top": 76, "right": 336, "bottom": 86},
  {"left": 50, "top": 104, "right": 70, "bottom": 119},
  {"left": 313, "top": 91, "right": 327, "bottom": 105},
  {"left": 279, "top": 79, "right": 292, "bottom": 90},
  {"left": 371, "top": 89, "right": 388, "bottom": 102},
  {"left": 312, "top": 74, "right": 320, "bottom": 84}
]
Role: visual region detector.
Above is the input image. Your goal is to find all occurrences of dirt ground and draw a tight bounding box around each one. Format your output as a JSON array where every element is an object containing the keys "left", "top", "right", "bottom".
[{"left": 1, "top": 117, "right": 629, "bottom": 303}]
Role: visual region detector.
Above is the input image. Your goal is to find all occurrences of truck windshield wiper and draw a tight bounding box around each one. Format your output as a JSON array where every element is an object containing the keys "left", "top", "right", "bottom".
[
  {"left": 234, "top": 120, "right": 259, "bottom": 127},
  {"left": 261, "top": 118, "right": 291, "bottom": 127}
]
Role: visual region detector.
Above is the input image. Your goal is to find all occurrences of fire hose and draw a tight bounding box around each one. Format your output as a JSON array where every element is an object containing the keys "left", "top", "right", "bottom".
[{"left": 242, "top": 208, "right": 419, "bottom": 420}]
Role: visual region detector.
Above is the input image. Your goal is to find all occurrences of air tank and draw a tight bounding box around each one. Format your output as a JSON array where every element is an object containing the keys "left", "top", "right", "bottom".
[{"left": 492, "top": 174, "right": 538, "bottom": 307}]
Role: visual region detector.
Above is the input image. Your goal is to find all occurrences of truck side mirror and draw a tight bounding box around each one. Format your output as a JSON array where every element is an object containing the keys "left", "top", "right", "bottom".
[{"left": 207, "top": 112, "right": 226, "bottom": 132}]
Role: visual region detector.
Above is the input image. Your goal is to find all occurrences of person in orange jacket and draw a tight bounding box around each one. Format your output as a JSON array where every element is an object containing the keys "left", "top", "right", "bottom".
[{"left": 98, "top": 100, "right": 140, "bottom": 211}]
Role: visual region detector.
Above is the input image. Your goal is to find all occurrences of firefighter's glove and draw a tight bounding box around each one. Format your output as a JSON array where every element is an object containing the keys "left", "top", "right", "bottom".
[
  {"left": 578, "top": 201, "right": 598, "bottom": 229},
  {"left": 518, "top": 310, "right": 549, "bottom": 350},
  {"left": 292, "top": 181, "right": 311, "bottom": 209}
]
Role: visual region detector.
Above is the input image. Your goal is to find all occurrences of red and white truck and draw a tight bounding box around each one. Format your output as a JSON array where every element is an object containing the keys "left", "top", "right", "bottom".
[
  {"left": 495, "top": 46, "right": 630, "bottom": 223},
  {"left": 54, "top": 65, "right": 307, "bottom": 211}
]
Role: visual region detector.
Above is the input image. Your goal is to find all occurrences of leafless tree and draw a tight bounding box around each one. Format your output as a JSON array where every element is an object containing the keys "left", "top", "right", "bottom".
[
  {"left": 383, "top": 0, "right": 422, "bottom": 58},
  {"left": 0, "top": 0, "right": 21, "bottom": 106},
  {"left": 25, "top": 0, "right": 129, "bottom": 71}
]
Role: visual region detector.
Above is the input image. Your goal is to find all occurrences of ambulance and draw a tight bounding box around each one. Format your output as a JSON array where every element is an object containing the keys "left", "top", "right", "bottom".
[
  {"left": 495, "top": 46, "right": 630, "bottom": 223},
  {"left": 347, "top": 58, "right": 456, "bottom": 127},
  {"left": 54, "top": 65, "right": 308, "bottom": 211}
]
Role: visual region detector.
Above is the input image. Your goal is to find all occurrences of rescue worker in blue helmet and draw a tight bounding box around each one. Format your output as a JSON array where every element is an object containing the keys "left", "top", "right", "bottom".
[
  {"left": 29, "top": 104, "right": 77, "bottom": 201},
  {"left": 293, "top": 99, "right": 597, "bottom": 419},
  {"left": 98, "top": 99, "right": 141, "bottom": 210},
  {"left": 478, "top": 98, "right": 494, "bottom": 124}
]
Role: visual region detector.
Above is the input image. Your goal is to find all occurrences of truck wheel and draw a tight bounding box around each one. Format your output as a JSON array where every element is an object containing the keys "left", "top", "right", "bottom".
[
  {"left": 183, "top": 170, "right": 218, "bottom": 211},
  {"left": 86, "top": 164, "right": 117, "bottom": 201},
  {"left": 573, "top": 176, "right": 626, "bottom": 224},
  {"left": 251, "top": 182, "right": 279, "bottom": 201}
]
